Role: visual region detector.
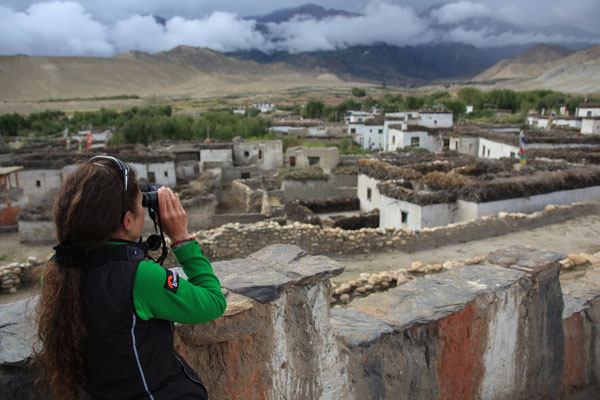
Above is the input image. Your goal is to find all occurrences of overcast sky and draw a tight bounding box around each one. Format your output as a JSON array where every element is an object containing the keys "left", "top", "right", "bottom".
[{"left": 0, "top": 1, "right": 598, "bottom": 56}]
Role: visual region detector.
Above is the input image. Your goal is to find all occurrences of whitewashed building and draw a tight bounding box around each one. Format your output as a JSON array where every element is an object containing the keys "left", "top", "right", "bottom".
[
  {"left": 581, "top": 119, "right": 600, "bottom": 135},
  {"left": 478, "top": 138, "right": 520, "bottom": 160},
  {"left": 577, "top": 104, "right": 600, "bottom": 118},
  {"left": 449, "top": 136, "right": 479, "bottom": 157},
  {"left": 419, "top": 112, "right": 453, "bottom": 128},
  {"left": 387, "top": 125, "right": 443, "bottom": 153},
  {"left": 349, "top": 121, "right": 385, "bottom": 150},
  {"left": 253, "top": 103, "right": 275, "bottom": 113},
  {"left": 346, "top": 111, "right": 375, "bottom": 124}
]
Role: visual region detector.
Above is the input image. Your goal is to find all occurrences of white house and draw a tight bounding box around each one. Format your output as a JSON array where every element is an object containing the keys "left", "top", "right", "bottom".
[
  {"left": 128, "top": 161, "right": 176, "bottom": 187},
  {"left": 577, "top": 104, "right": 600, "bottom": 118},
  {"left": 349, "top": 121, "right": 385, "bottom": 150},
  {"left": 346, "top": 111, "right": 374, "bottom": 124},
  {"left": 419, "top": 112, "right": 453, "bottom": 128},
  {"left": 357, "top": 174, "right": 383, "bottom": 212},
  {"left": 478, "top": 138, "right": 520, "bottom": 160},
  {"left": 387, "top": 125, "right": 443, "bottom": 153},
  {"left": 253, "top": 103, "right": 274, "bottom": 113},
  {"left": 449, "top": 136, "right": 479, "bottom": 157},
  {"left": 18, "top": 168, "right": 63, "bottom": 205},
  {"left": 581, "top": 119, "right": 600, "bottom": 135},
  {"left": 532, "top": 115, "right": 582, "bottom": 130}
]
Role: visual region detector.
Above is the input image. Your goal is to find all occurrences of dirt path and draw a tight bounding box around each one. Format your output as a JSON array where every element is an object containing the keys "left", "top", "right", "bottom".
[{"left": 331, "top": 213, "right": 600, "bottom": 285}]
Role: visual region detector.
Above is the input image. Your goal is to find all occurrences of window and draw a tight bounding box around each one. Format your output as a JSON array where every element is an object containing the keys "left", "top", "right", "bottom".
[
  {"left": 378, "top": 129, "right": 383, "bottom": 134},
  {"left": 487, "top": 149, "right": 491, "bottom": 157},
  {"left": 148, "top": 172, "right": 156, "bottom": 183},
  {"left": 36, "top": 180, "right": 41, "bottom": 187},
  {"left": 308, "top": 156, "right": 320, "bottom": 166},
  {"left": 510, "top": 152, "right": 516, "bottom": 158},
  {"left": 482, "top": 145, "right": 486, "bottom": 157},
  {"left": 392, "top": 136, "right": 396, "bottom": 144},
  {"left": 367, "top": 188, "right": 372, "bottom": 201},
  {"left": 351, "top": 128, "right": 356, "bottom": 134},
  {"left": 370, "top": 129, "right": 373, "bottom": 133},
  {"left": 588, "top": 111, "right": 592, "bottom": 117},
  {"left": 244, "top": 151, "right": 249, "bottom": 157},
  {"left": 401, "top": 211, "right": 408, "bottom": 223},
  {"left": 290, "top": 156, "right": 296, "bottom": 167},
  {"left": 411, "top": 137, "right": 420, "bottom": 147},
  {"left": 434, "top": 120, "right": 438, "bottom": 126},
  {"left": 259, "top": 150, "right": 263, "bottom": 159},
  {"left": 164, "top": 171, "right": 168, "bottom": 177},
  {"left": 241, "top": 172, "right": 251, "bottom": 179}
]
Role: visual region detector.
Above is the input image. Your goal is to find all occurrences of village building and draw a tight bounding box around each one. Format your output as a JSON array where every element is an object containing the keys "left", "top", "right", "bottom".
[
  {"left": 252, "top": 103, "right": 274, "bottom": 113},
  {"left": 576, "top": 104, "right": 600, "bottom": 118},
  {"left": 387, "top": 124, "right": 443, "bottom": 153},
  {"left": 357, "top": 153, "right": 600, "bottom": 230},
  {"left": 271, "top": 120, "right": 322, "bottom": 136},
  {"left": 581, "top": 118, "right": 600, "bottom": 135},
  {"left": 0, "top": 166, "right": 28, "bottom": 228},
  {"left": 418, "top": 112, "right": 453, "bottom": 128},
  {"left": 232, "top": 139, "right": 283, "bottom": 170},
  {"left": 348, "top": 119, "right": 385, "bottom": 150},
  {"left": 162, "top": 142, "right": 233, "bottom": 179},
  {"left": 286, "top": 146, "right": 339, "bottom": 173},
  {"left": 528, "top": 115, "right": 582, "bottom": 130},
  {"left": 345, "top": 110, "right": 375, "bottom": 124}
]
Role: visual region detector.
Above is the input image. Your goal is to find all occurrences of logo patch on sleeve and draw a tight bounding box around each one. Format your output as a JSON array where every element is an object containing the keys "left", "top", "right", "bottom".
[{"left": 164, "top": 270, "right": 179, "bottom": 294}]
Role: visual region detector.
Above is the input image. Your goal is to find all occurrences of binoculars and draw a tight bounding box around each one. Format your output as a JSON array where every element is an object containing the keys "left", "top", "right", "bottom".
[{"left": 139, "top": 184, "right": 160, "bottom": 209}]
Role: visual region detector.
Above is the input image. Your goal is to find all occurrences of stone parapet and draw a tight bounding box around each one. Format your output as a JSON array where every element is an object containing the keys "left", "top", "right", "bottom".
[{"left": 2, "top": 245, "right": 600, "bottom": 399}]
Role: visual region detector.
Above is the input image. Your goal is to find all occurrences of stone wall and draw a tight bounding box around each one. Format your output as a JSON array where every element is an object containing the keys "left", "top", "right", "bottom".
[
  {"left": 0, "top": 257, "right": 42, "bottom": 294},
  {"left": 18, "top": 221, "right": 56, "bottom": 244},
  {"left": 282, "top": 180, "right": 356, "bottom": 202},
  {"left": 2, "top": 245, "right": 600, "bottom": 399},
  {"left": 193, "top": 202, "right": 599, "bottom": 262}
]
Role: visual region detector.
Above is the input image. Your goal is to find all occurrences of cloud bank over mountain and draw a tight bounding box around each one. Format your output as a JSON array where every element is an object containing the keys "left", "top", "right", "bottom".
[{"left": 0, "top": 1, "right": 598, "bottom": 56}]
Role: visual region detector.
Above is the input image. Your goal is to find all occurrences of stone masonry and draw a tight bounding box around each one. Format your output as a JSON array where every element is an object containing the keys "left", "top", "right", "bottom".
[{"left": 1, "top": 245, "right": 600, "bottom": 399}]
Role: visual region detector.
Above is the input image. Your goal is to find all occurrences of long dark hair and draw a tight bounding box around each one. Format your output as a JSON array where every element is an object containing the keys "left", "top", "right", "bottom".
[{"left": 34, "top": 158, "right": 139, "bottom": 399}]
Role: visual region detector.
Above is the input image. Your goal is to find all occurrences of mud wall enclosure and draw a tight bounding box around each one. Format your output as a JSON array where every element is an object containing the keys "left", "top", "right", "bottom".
[{"left": 2, "top": 244, "right": 600, "bottom": 399}]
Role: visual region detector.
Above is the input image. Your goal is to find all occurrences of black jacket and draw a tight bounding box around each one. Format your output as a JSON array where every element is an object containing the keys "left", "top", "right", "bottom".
[{"left": 81, "top": 243, "right": 208, "bottom": 399}]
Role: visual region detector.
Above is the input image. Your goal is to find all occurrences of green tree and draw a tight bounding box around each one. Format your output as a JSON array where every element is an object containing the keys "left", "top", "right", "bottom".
[
  {"left": 303, "top": 99, "right": 325, "bottom": 119},
  {"left": 351, "top": 87, "right": 366, "bottom": 97}
]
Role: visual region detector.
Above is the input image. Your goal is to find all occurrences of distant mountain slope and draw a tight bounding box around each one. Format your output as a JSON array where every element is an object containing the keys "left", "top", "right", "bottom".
[
  {"left": 532, "top": 45, "right": 600, "bottom": 93},
  {"left": 0, "top": 48, "right": 325, "bottom": 102},
  {"left": 230, "top": 43, "right": 530, "bottom": 85},
  {"left": 475, "top": 44, "right": 575, "bottom": 81}
]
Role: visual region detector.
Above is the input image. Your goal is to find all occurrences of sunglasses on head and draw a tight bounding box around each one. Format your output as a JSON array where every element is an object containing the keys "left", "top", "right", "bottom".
[{"left": 89, "top": 155, "right": 129, "bottom": 195}]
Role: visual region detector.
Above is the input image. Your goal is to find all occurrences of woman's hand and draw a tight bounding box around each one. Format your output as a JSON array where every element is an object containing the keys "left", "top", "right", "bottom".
[{"left": 157, "top": 187, "right": 190, "bottom": 242}]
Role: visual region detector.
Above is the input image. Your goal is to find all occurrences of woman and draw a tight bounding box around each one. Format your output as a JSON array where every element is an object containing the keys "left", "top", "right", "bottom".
[{"left": 35, "top": 156, "right": 226, "bottom": 399}]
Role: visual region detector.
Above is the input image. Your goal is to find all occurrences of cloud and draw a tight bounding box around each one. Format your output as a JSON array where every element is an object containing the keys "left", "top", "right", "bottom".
[
  {"left": 264, "top": 1, "right": 433, "bottom": 53},
  {"left": 0, "top": 1, "right": 113, "bottom": 56},
  {"left": 0, "top": 1, "right": 597, "bottom": 57},
  {"left": 111, "top": 12, "right": 266, "bottom": 54},
  {"left": 429, "top": 1, "right": 489, "bottom": 24}
]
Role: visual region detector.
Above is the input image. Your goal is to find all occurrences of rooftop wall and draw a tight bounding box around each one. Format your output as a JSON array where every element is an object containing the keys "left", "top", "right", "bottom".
[{"left": 2, "top": 245, "right": 599, "bottom": 399}]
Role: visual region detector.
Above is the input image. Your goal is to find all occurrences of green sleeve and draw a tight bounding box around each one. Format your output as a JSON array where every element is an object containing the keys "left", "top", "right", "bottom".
[{"left": 133, "top": 241, "right": 227, "bottom": 324}]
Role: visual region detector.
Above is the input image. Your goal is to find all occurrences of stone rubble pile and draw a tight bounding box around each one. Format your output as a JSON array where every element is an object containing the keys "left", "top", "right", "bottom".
[
  {"left": 330, "top": 249, "right": 600, "bottom": 306},
  {"left": 0, "top": 257, "right": 42, "bottom": 294}
]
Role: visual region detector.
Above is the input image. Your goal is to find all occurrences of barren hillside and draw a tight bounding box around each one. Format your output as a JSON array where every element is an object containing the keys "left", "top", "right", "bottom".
[
  {"left": 475, "top": 44, "right": 575, "bottom": 81},
  {"left": 0, "top": 48, "right": 340, "bottom": 102}
]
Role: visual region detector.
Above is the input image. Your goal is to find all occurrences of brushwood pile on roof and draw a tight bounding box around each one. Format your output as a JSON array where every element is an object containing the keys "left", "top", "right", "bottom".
[
  {"left": 0, "top": 142, "right": 174, "bottom": 169},
  {"left": 359, "top": 153, "right": 600, "bottom": 205},
  {"left": 529, "top": 147, "right": 600, "bottom": 164}
]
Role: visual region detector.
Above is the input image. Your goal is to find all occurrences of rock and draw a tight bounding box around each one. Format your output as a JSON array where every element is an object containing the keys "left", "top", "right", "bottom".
[
  {"left": 339, "top": 294, "right": 351, "bottom": 303},
  {"left": 559, "top": 258, "right": 573, "bottom": 270},
  {"left": 364, "top": 284, "right": 374, "bottom": 291},
  {"left": 360, "top": 273, "right": 371, "bottom": 279},
  {"left": 498, "top": 212, "right": 509, "bottom": 218},
  {"left": 580, "top": 253, "right": 600, "bottom": 265},
  {"left": 340, "top": 283, "right": 352, "bottom": 293},
  {"left": 408, "top": 261, "right": 422, "bottom": 272},
  {"left": 427, "top": 264, "right": 443, "bottom": 273},
  {"left": 442, "top": 261, "right": 453, "bottom": 270},
  {"left": 567, "top": 253, "right": 588, "bottom": 266},
  {"left": 545, "top": 204, "right": 556, "bottom": 211},
  {"left": 349, "top": 280, "right": 363, "bottom": 288},
  {"left": 8, "top": 287, "right": 17, "bottom": 294},
  {"left": 381, "top": 281, "right": 390, "bottom": 289},
  {"left": 400, "top": 240, "right": 408, "bottom": 246},
  {"left": 334, "top": 288, "right": 343, "bottom": 296},
  {"left": 367, "top": 275, "right": 381, "bottom": 286},
  {"left": 355, "top": 287, "right": 367, "bottom": 294}
]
